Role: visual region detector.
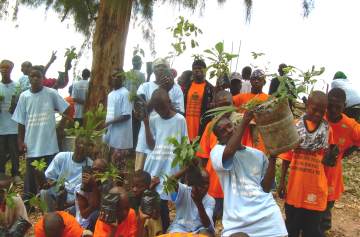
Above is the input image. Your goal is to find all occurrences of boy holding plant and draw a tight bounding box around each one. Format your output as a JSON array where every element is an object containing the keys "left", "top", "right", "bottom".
[
  {"left": 278, "top": 91, "right": 334, "bottom": 237},
  {"left": 142, "top": 88, "right": 188, "bottom": 231},
  {"left": 12, "top": 65, "right": 70, "bottom": 203},
  {"left": 0, "top": 60, "right": 20, "bottom": 182},
  {"left": 321, "top": 88, "right": 360, "bottom": 232},
  {"left": 210, "top": 111, "right": 287, "bottom": 237}
]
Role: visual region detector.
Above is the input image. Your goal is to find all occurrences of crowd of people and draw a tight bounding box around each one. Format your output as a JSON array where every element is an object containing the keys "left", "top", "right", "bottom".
[{"left": 0, "top": 53, "right": 359, "bottom": 237}]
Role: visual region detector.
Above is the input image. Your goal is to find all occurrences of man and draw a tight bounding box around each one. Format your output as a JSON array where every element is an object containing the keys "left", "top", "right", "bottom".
[
  {"left": 240, "top": 66, "right": 252, "bottom": 94},
  {"left": 12, "top": 65, "right": 70, "bottom": 202},
  {"left": 230, "top": 72, "right": 242, "bottom": 96},
  {"left": 0, "top": 60, "right": 20, "bottom": 182},
  {"left": 331, "top": 71, "right": 360, "bottom": 121},
  {"left": 40, "top": 135, "right": 93, "bottom": 211},
  {"left": 184, "top": 59, "right": 214, "bottom": 141},
  {"left": 18, "top": 61, "right": 32, "bottom": 92},
  {"left": 210, "top": 112, "right": 287, "bottom": 237},
  {"left": 125, "top": 55, "right": 146, "bottom": 148},
  {"left": 72, "top": 69, "right": 90, "bottom": 125}
]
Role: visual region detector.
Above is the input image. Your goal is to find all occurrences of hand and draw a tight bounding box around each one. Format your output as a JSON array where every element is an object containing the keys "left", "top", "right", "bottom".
[
  {"left": 139, "top": 209, "right": 151, "bottom": 221},
  {"left": 191, "top": 186, "right": 205, "bottom": 205},
  {"left": 18, "top": 141, "right": 27, "bottom": 154},
  {"left": 42, "top": 180, "right": 56, "bottom": 190},
  {"left": 277, "top": 183, "right": 286, "bottom": 199},
  {"left": 82, "top": 172, "right": 94, "bottom": 186},
  {"left": 150, "top": 177, "right": 160, "bottom": 190},
  {"left": 242, "top": 110, "right": 254, "bottom": 125},
  {"left": 49, "top": 51, "right": 57, "bottom": 63}
]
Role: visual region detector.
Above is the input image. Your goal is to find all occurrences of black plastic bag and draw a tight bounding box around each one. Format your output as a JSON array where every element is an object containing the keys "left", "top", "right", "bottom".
[
  {"left": 8, "top": 217, "right": 32, "bottom": 237},
  {"left": 323, "top": 144, "right": 339, "bottom": 167},
  {"left": 55, "top": 188, "right": 67, "bottom": 211},
  {"left": 133, "top": 96, "right": 147, "bottom": 120},
  {"left": 99, "top": 193, "right": 120, "bottom": 224},
  {"left": 0, "top": 228, "right": 9, "bottom": 237},
  {"left": 140, "top": 190, "right": 160, "bottom": 216}
]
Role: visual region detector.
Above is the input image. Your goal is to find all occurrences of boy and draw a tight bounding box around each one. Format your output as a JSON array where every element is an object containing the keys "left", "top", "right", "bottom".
[
  {"left": 134, "top": 58, "right": 184, "bottom": 171},
  {"left": 0, "top": 60, "right": 20, "bottom": 182},
  {"left": 40, "top": 135, "right": 93, "bottom": 211},
  {"left": 167, "top": 168, "right": 215, "bottom": 235},
  {"left": 131, "top": 170, "right": 163, "bottom": 237},
  {"left": 184, "top": 59, "right": 214, "bottom": 141},
  {"left": 210, "top": 111, "right": 287, "bottom": 237},
  {"left": 230, "top": 72, "right": 242, "bottom": 96},
  {"left": 72, "top": 69, "right": 90, "bottom": 125},
  {"left": 142, "top": 88, "right": 188, "bottom": 231},
  {"left": 240, "top": 66, "right": 252, "bottom": 94},
  {"left": 104, "top": 68, "right": 133, "bottom": 155},
  {"left": 93, "top": 186, "right": 137, "bottom": 237},
  {"left": 34, "top": 211, "right": 86, "bottom": 237},
  {"left": 18, "top": 61, "right": 32, "bottom": 92},
  {"left": 0, "top": 174, "right": 29, "bottom": 230},
  {"left": 12, "top": 65, "right": 70, "bottom": 202},
  {"left": 278, "top": 91, "right": 333, "bottom": 237},
  {"left": 321, "top": 88, "right": 360, "bottom": 231},
  {"left": 232, "top": 69, "right": 269, "bottom": 153}
]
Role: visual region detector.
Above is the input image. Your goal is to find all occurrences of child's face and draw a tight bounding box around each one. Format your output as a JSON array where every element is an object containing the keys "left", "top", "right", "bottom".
[
  {"left": 29, "top": 70, "right": 43, "bottom": 90},
  {"left": 132, "top": 177, "right": 148, "bottom": 198},
  {"left": 305, "top": 98, "right": 327, "bottom": 124},
  {"left": 215, "top": 118, "right": 234, "bottom": 145},
  {"left": 215, "top": 95, "right": 232, "bottom": 108},
  {"left": 0, "top": 64, "right": 12, "bottom": 78},
  {"left": 327, "top": 96, "right": 345, "bottom": 122},
  {"left": 154, "top": 100, "right": 172, "bottom": 118}
]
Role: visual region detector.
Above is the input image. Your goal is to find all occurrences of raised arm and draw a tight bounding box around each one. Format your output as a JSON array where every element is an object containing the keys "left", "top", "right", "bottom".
[
  {"left": 261, "top": 155, "right": 277, "bottom": 193},
  {"left": 222, "top": 111, "right": 253, "bottom": 161},
  {"left": 43, "top": 51, "right": 57, "bottom": 77}
]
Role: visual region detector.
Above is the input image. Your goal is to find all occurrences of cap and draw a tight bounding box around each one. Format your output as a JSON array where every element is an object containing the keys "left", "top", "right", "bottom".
[
  {"left": 230, "top": 72, "right": 242, "bottom": 81},
  {"left": 152, "top": 58, "right": 170, "bottom": 70},
  {"left": 250, "top": 69, "right": 266, "bottom": 80}
]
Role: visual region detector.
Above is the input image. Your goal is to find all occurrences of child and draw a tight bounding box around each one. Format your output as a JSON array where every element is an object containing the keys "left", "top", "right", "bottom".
[
  {"left": 321, "top": 88, "right": 360, "bottom": 231},
  {"left": 104, "top": 68, "right": 133, "bottom": 159},
  {"left": 210, "top": 111, "right": 287, "bottom": 237},
  {"left": 12, "top": 65, "right": 70, "bottom": 202},
  {"left": 229, "top": 72, "right": 242, "bottom": 96},
  {"left": 232, "top": 69, "right": 269, "bottom": 153},
  {"left": 167, "top": 167, "right": 215, "bottom": 235},
  {"left": 134, "top": 58, "right": 184, "bottom": 171},
  {"left": 278, "top": 91, "right": 333, "bottom": 237},
  {"left": 72, "top": 69, "right": 90, "bottom": 125},
  {"left": 142, "top": 88, "right": 188, "bottom": 232},
  {"left": 18, "top": 61, "right": 32, "bottom": 92},
  {"left": 93, "top": 186, "right": 137, "bottom": 237}
]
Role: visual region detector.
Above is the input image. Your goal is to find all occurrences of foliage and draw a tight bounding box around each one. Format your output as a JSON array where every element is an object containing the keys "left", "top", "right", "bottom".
[
  {"left": 133, "top": 44, "right": 145, "bottom": 57},
  {"left": 94, "top": 163, "right": 123, "bottom": 184},
  {"left": 28, "top": 194, "right": 48, "bottom": 213},
  {"left": 167, "top": 136, "right": 199, "bottom": 168},
  {"left": 162, "top": 174, "right": 177, "bottom": 195},
  {"left": 251, "top": 51, "right": 265, "bottom": 59},
  {"left": 120, "top": 71, "right": 144, "bottom": 102},
  {"left": 202, "top": 105, "right": 238, "bottom": 133},
  {"left": 54, "top": 175, "right": 66, "bottom": 193},
  {"left": 65, "top": 46, "right": 78, "bottom": 60},
  {"left": 168, "top": 16, "right": 202, "bottom": 56},
  {"left": 204, "top": 42, "right": 238, "bottom": 79},
  {"left": 65, "top": 104, "right": 106, "bottom": 140},
  {"left": 4, "top": 183, "right": 17, "bottom": 209},
  {"left": 31, "top": 159, "right": 47, "bottom": 172}
]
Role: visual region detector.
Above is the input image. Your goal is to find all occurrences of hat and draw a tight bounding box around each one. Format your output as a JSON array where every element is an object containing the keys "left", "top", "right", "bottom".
[
  {"left": 250, "top": 69, "right": 266, "bottom": 80},
  {"left": 152, "top": 58, "right": 170, "bottom": 70},
  {"left": 333, "top": 71, "right": 347, "bottom": 79},
  {"left": 230, "top": 72, "right": 242, "bottom": 81}
]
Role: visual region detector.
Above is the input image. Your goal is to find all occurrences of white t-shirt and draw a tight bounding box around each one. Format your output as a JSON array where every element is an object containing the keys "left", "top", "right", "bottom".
[
  {"left": 136, "top": 82, "right": 185, "bottom": 154},
  {"left": 331, "top": 79, "right": 360, "bottom": 108},
  {"left": 12, "top": 87, "right": 69, "bottom": 158},
  {"left": 210, "top": 145, "right": 287, "bottom": 237},
  {"left": 104, "top": 87, "right": 133, "bottom": 149},
  {"left": 0, "top": 81, "right": 18, "bottom": 135},
  {"left": 143, "top": 113, "right": 188, "bottom": 199},
  {"left": 168, "top": 183, "right": 215, "bottom": 234},
  {"left": 72, "top": 80, "right": 89, "bottom": 119},
  {"left": 45, "top": 152, "right": 93, "bottom": 202},
  {"left": 240, "top": 80, "right": 252, "bottom": 94}
]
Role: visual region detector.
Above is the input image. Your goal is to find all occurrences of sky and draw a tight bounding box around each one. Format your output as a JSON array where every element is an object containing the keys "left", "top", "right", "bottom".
[{"left": 0, "top": 0, "right": 359, "bottom": 96}]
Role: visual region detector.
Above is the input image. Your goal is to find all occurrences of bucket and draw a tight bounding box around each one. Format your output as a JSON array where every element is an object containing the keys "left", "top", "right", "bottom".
[
  {"left": 61, "top": 136, "right": 76, "bottom": 152},
  {"left": 254, "top": 98, "right": 300, "bottom": 156}
]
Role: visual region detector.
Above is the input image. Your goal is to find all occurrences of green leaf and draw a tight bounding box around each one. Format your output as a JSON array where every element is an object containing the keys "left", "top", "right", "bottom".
[{"left": 215, "top": 42, "right": 224, "bottom": 54}]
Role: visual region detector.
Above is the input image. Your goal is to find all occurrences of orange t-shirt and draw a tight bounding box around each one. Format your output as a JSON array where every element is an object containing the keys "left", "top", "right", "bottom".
[
  {"left": 158, "top": 234, "right": 208, "bottom": 237},
  {"left": 196, "top": 121, "right": 223, "bottom": 198},
  {"left": 34, "top": 211, "right": 84, "bottom": 237},
  {"left": 232, "top": 92, "right": 269, "bottom": 153},
  {"left": 325, "top": 114, "right": 360, "bottom": 201},
  {"left": 280, "top": 120, "right": 334, "bottom": 211},
  {"left": 65, "top": 96, "right": 75, "bottom": 119},
  {"left": 186, "top": 82, "right": 206, "bottom": 141},
  {"left": 93, "top": 208, "right": 137, "bottom": 237}
]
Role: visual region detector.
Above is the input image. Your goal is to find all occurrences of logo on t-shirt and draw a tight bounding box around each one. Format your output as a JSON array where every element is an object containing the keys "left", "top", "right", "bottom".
[{"left": 306, "top": 193, "right": 317, "bottom": 204}]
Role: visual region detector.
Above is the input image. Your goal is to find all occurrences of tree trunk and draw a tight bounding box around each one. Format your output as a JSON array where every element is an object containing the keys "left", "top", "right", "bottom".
[{"left": 86, "top": 0, "right": 133, "bottom": 111}]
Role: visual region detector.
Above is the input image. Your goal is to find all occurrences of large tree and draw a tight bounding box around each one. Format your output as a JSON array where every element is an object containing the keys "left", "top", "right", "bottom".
[{"left": 0, "top": 0, "right": 314, "bottom": 110}]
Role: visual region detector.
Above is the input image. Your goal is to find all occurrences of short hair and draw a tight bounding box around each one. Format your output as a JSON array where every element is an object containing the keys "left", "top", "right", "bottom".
[
  {"left": 134, "top": 170, "right": 151, "bottom": 187},
  {"left": 31, "top": 65, "right": 45, "bottom": 75},
  {"left": 132, "top": 55, "right": 142, "bottom": 64},
  {"left": 22, "top": 61, "right": 32, "bottom": 67},
  {"left": 0, "top": 60, "right": 14, "bottom": 69},
  {"left": 44, "top": 212, "right": 64, "bottom": 236},
  {"left": 241, "top": 66, "right": 252, "bottom": 79},
  {"left": 328, "top": 88, "right": 346, "bottom": 103},
  {"left": 308, "top": 90, "right": 327, "bottom": 105},
  {"left": 192, "top": 59, "right": 206, "bottom": 68},
  {"left": 229, "top": 233, "right": 250, "bottom": 237},
  {"left": 150, "top": 88, "right": 170, "bottom": 105},
  {"left": 82, "top": 69, "right": 91, "bottom": 79}
]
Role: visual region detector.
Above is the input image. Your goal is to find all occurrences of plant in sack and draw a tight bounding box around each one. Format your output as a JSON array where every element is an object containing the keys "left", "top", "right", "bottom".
[
  {"left": 162, "top": 136, "right": 200, "bottom": 194},
  {"left": 99, "top": 192, "right": 120, "bottom": 224},
  {"left": 7, "top": 217, "right": 32, "bottom": 237},
  {"left": 140, "top": 189, "right": 161, "bottom": 217},
  {"left": 31, "top": 159, "right": 47, "bottom": 190},
  {"left": 94, "top": 163, "right": 123, "bottom": 186}
]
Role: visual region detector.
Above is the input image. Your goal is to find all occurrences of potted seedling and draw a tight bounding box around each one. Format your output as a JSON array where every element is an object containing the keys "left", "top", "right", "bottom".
[
  {"left": 8, "top": 84, "right": 22, "bottom": 114},
  {"left": 64, "top": 103, "right": 106, "bottom": 151},
  {"left": 31, "top": 159, "right": 48, "bottom": 190}
]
